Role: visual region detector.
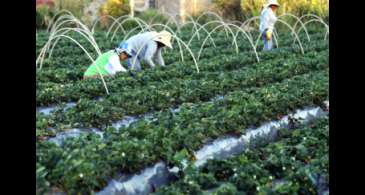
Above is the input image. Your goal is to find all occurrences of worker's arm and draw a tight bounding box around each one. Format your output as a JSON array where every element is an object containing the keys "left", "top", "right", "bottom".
[
  {"left": 144, "top": 41, "right": 158, "bottom": 68},
  {"left": 155, "top": 47, "right": 165, "bottom": 67}
]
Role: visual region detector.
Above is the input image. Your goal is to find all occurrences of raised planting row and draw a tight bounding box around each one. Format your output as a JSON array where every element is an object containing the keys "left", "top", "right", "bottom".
[
  {"left": 37, "top": 40, "right": 328, "bottom": 108},
  {"left": 36, "top": 23, "right": 326, "bottom": 54},
  {"left": 36, "top": 30, "right": 327, "bottom": 84},
  {"left": 36, "top": 29, "right": 326, "bottom": 81},
  {"left": 36, "top": 29, "right": 251, "bottom": 66},
  {"left": 35, "top": 30, "right": 287, "bottom": 84},
  {"left": 154, "top": 117, "right": 329, "bottom": 195},
  {"left": 95, "top": 104, "right": 328, "bottom": 195},
  {"left": 36, "top": 38, "right": 328, "bottom": 107},
  {"left": 36, "top": 27, "right": 268, "bottom": 54},
  {"left": 36, "top": 48, "right": 328, "bottom": 133},
  {"left": 36, "top": 70, "right": 328, "bottom": 194},
  {"left": 37, "top": 28, "right": 326, "bottom": 64},
  {"left": 35, "top": 39, "right": 259, "bottom": 90},
  {"left": 35, "top": 33, "right": 263, "bottom": 87}
]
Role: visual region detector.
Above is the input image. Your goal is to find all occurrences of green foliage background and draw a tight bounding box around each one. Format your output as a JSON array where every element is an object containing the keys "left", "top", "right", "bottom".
[
  {"left": 36, "top": 0, "right": 329, "bottom": 29},
  {"left": 99, "top": 0, "right": 130, "bottom": 18},
  {"left": 212, "top": 0, "right": 329, "bottom": 20}
]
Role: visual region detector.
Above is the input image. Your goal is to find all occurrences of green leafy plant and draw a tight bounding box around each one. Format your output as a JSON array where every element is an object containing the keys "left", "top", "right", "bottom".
[
  {"left": 36, "top": 4, "right": 56, "bottom": 28},
  {"left": 37, "top": 23, "right": 328, "bottom": 193}
]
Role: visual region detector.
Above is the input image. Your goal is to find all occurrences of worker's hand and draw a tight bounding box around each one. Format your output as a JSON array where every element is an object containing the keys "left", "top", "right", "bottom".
[{"left": 266, "top": 30, "right": 271, "bottom": 40}]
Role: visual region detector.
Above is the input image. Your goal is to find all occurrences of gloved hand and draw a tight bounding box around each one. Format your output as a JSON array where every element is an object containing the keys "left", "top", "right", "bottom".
[{"left": 266, "top": 30, "right": 272, "bottom": 40}]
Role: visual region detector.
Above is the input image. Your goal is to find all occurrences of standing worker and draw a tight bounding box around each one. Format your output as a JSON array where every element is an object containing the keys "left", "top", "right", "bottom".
[
  {"left": 118, "top": 30, "right": 172, "bottom": 71},
  {"left": 83, "top": 47, "right": 132, "bottom": 79},
  {"left": 260, "top": 0, "right": 280, "bottom": 51}
]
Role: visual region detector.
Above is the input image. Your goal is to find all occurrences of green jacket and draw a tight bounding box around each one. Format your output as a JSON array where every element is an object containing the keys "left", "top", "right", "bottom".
[{"left": 84, "top": 51, "right": 115, "bottom": 77}]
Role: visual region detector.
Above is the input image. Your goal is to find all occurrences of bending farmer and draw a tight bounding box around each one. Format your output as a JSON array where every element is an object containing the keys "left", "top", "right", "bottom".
[
  {"left": 118, "top": 30, "right": 172, "bottom": 71},
  {"left": 83, "top": 47, "right": 132, "bottom": 79},
  {"left": 260, "top": 0, "right": 280, "bottom": 51}
]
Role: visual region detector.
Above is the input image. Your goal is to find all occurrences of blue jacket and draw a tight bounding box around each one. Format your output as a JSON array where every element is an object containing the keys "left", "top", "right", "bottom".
[{"left": 119, "top": 31, "right": 165, "bottom": 70}]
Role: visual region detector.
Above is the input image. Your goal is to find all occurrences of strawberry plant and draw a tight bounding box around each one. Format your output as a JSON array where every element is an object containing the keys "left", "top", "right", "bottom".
[
  {"left": 154, "top": 118, "right": 329, "bottom": 194},
  {"left": 36, "top": 26, "right": 328, "bottom": 194}
]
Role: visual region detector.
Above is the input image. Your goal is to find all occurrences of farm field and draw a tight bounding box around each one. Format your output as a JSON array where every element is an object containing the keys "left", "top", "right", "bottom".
[
  {"left": 155, "top": 117, "right": 329, "bottom": 195},
  {"left": 36, "top": 12, "right": 329, "bottom": 195}
]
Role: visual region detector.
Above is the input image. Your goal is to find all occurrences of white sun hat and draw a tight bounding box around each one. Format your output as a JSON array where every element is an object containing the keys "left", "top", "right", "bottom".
[
  {"left": 153, "top": 30, "right": 173, "bottom": 49},
  {"left": 265, "top": 0, "right": 280, "bottom": 7}
]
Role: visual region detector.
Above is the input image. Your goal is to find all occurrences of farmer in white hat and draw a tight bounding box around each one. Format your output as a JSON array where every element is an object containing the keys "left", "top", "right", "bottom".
[
  {"left": 83, "top": 46, "right": 131, "bottom": 79},
  {"left": 260, "top": 0, "right": 280, "bottom": 51},
  {"left": 118, "top": 30, "right": 172, "bottom": 71}
]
